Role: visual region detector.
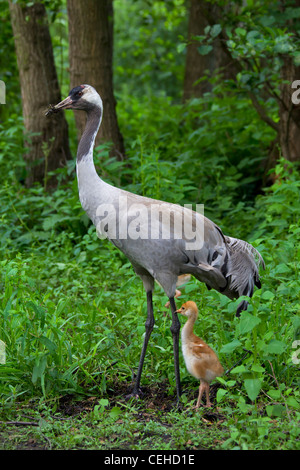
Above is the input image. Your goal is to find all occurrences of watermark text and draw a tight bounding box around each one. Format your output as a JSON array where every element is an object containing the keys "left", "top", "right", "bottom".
[{"left": 95, "top": 196, "right": 205, "bottom": 250}]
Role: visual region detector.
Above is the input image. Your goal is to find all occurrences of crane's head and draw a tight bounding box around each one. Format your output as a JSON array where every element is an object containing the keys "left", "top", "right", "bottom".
[
  {"left": 45, "top": 84, "right": 102, "bottom": 116},
  {"left": 176, "top": 301, "right": 198, "bottom": 319}
]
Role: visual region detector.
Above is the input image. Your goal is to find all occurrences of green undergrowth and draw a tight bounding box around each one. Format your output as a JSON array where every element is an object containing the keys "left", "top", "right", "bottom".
[{"left": 0, "top": 99, "right": 299, "bottom": 450}]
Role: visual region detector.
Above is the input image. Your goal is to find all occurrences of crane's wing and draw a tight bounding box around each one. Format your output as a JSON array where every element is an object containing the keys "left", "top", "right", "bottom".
[
  {"left": 92, "top": 188, "right": 264, "bottom": 313},
  {"left": 177, "top": 215, "right": 229, "bottom": 291}
]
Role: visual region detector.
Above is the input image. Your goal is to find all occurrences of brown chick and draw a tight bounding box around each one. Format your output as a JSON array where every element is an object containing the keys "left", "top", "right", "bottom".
[{"left": 176, "top": 301, "right": 224, "bottom": 408}]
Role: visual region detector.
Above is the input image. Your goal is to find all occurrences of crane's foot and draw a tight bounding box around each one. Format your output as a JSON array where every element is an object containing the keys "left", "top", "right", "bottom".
[
  {"left": 173, "top": 399, "right": 183, "bottom": 412},
  {"left": 125, "top": 387, "right": 144, "bottom": 401}
]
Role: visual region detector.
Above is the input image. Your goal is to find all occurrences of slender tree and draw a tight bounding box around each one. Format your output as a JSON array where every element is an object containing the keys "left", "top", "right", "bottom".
[
  {"left": 9, "top": 1, "right": 71, "bottom": 188},
  {"left": 183, "top": 0, "right": 210, "bottom": 100},
  {"left": 67, "top": 0, "right": 125, "bottom": 159},
  {"left": 183, "top": 0, "right": 237, "bottom": 101},
  {"left": 276, "top": 57, "right": 300, "bottom": 165}
]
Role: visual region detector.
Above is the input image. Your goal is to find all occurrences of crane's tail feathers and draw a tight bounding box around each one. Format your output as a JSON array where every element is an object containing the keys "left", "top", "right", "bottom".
[
  {"left": 222, "top": 237, "right": 265, "bottom": 316},
  {"left": 236, "top": 299, "right": 249, "bottom": 316},
  {"left": 225, "top": 236, "right": 265, "bottom": 271}
]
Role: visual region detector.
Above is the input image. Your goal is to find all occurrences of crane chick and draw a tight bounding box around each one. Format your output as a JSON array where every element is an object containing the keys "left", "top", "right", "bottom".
[{"left": 176, "top": 301, "right": 223, "bottom": 408}]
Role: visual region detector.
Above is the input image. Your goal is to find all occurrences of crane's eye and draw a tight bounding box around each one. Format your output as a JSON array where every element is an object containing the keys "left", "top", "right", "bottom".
[
  {"left": 77, "top": 91, "right": 83, "bottom": 97},
  {"left": 181, "top": 307, "right": 185, "bottom": 310}
]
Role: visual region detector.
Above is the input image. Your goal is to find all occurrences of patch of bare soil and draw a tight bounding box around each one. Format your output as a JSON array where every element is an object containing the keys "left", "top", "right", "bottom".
[{"left": 57, "top": 379, "right": 224, "bottom": 421}]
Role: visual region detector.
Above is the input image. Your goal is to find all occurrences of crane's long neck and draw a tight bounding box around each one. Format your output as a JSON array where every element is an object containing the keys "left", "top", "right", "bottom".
[
  {"left": 76, "top": 104, "right": 110, "bottom": 219},
  {"left": 77, "top": 106, "right": 102, "bottom": 165}
]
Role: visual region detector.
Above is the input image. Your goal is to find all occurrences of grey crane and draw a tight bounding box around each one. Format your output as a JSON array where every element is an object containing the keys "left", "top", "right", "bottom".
[{"left": 46, "top": 84, "right": 264, "bottom": 401}]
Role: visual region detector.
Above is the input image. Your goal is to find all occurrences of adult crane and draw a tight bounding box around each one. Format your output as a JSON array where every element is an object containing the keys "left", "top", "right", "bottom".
[{"left": 46, "top": 85, "right": 264, "bottom": 401}]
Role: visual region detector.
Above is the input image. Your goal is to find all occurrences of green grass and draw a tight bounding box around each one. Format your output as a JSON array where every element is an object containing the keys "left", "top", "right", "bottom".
[{"left": 0, "top": 390, "right": 299, "bottom": 450}]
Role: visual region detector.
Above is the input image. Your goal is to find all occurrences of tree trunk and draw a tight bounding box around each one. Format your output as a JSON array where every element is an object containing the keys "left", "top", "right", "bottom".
[
  {"left": 277, "top": 1, "right": 300, "bottom": 164},
  {"left": 265, "top": 57, "right": 300, "bottom": 179},
  {"left": 183, "top": 0, "right": 237, "bottom": 101},
  {"left": 67, "top": 0, "right": 125, "bottom": 160},
  {"left": 278, "top": 56, "right": 300, "bottom": 162},
  {"left": 183, "top": 0, "right": 211, "bottom": 100},
  {"left": 262, "top": 0, "right": 300, "bottom": 177},
  {"left": 9, "top": 1, "right": 71, "bottom": 188}
]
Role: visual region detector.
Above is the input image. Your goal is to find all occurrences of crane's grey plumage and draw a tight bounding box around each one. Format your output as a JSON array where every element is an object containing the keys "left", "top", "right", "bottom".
[{"left": 47, "top": 85, "right": 264, "bottom": 401}]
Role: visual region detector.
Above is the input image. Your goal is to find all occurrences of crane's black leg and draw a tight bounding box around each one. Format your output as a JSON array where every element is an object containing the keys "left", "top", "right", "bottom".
[
  {"left": 130, "top": 290, "right": 154, "bottom": 398},
  {"left": 169, "top": 296, "right": 182, "bottom": 402}
]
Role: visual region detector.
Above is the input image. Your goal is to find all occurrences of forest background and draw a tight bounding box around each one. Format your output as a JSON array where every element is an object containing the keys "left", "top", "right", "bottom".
[{"left": 0, "top": 0, "right": 299, "bottom": 451}]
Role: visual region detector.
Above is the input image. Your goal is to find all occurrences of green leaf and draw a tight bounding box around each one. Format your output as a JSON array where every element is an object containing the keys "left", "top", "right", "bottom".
[
  {"left": 204, "top": 25, "right": 211, "bottom": 35},
  {"left": 197, "top": 45, "right": 213, "bottom": 56},
  {"left": 266, "top": 404, "right": 285, "bottom": 418},
  {"left": 210, "top": 24, "right": 222, "bottom": 38},
  {"left": 261, "top": 290, "right": 275, "bottom": 300},
  {"left": 26, "top": 301, "right": 46, "bottom": 329},
  {"left": 239, "top": 312, "right": 261, "bottom": 334},
  {"left": 273, "top": 263, "right": 290, "bottom": 274},
  {"left": 286, "top": 396, "right": 300, "bottom": 409},
  {"left": 259, "top": 16, "right": 275, "bottom": 27},
  {"left": 220, "top": 339, "right": 241, "bottom": 354},
  {"left": 227, "top": 39, "right": 236, "bottom": 49},
  {"left": 230, "top": 364, "right": 248, "bottom": 374},
  {"left": 274, "top": 40, "right": 294, "bottom": 54},
  {"left": 39, "top": 336, "right": 57, "bottom": 354},
  {"left": 99, "top": 398, "right": 109, "bottom": 407},
  {"left": 185, "top": 282, "right": 198, "bottom": 293},
  {"left": 247, "top": 31, "right": 265, "bottom": 47},
  {"left": 109, "top": 406, "right": 123, "bottom": 419},
  {"left": 42, "top": 215, "right": 68, "bottom": 231},
  {"left": 265, "top": 340, "right": 286, "bottom": 355},
  {"left": 86, "top": 243, "right": 99, "bottom": 251},
  {"left": 251, "top": 364, "right": 265, "bottom": 373},
  {"left": 235, "top": 27, "right": 247, "bottom": 37},
  {"left": 216, "top": 388, "right": 228, "bottom": 403},
  {"left": 267, "top": 389, "right": 281, "bottom": 400},
  {"left": 244, "top": 378, "right": 262, "bottom": 401},
  {"left": 32, "top": 356, "right": 47, "bottom": 385},
  {"left": 177, "top": 43, "right": 186, "bottom": 53}
]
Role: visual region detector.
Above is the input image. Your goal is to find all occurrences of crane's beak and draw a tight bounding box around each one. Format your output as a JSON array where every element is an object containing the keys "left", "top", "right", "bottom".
[
  {"left": 45, "top": 95, "right": 74, "bottom": 116},
  {"left": 53, "top": 95, "right": 73, "bottom": 111}
]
